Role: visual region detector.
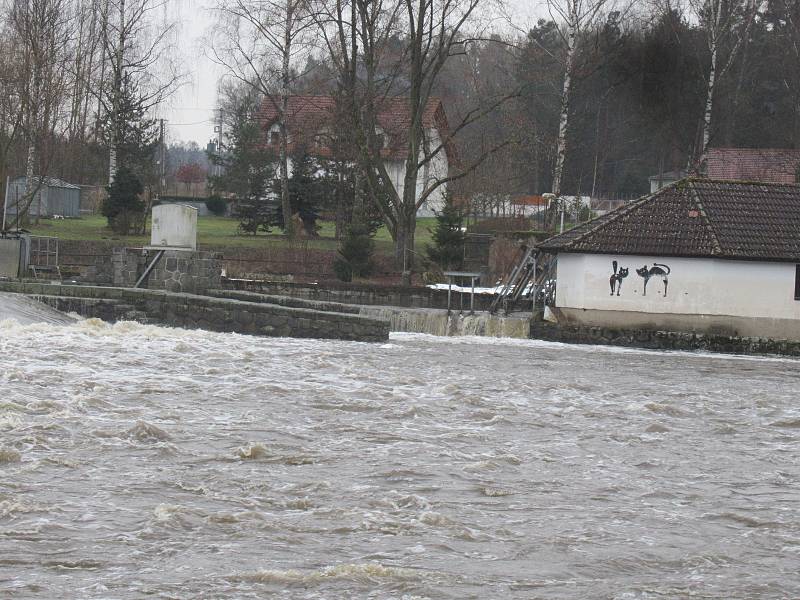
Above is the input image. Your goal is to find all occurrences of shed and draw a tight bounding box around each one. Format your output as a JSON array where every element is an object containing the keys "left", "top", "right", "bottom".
[
  {"left": 4, "top": 176, "right": 81, "bottom": 218},
  {"left": 538, "top": 179, "right": 800, "bottom": 341}
]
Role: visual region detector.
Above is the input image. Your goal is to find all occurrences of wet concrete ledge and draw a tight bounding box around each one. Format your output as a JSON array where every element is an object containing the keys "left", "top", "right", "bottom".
[
  {"left": 530, "top": 322, "right": 800, "bottom": 357},
  {"left": 0, "top": 282, "right": 389, "bottom": 342}
]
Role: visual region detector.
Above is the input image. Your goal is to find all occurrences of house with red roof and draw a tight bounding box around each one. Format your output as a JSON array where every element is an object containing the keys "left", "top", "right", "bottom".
[
  {"left": 705, "top": 148, "right": 800, "bottom": 182},
  {"left": 257, "top": 95, "right": 453, "bottom": 217}
]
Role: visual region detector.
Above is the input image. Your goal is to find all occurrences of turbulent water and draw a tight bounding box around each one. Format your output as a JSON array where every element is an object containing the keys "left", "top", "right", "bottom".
[{"left": 1, "top": 317, "right": 800, "bottom": 599}]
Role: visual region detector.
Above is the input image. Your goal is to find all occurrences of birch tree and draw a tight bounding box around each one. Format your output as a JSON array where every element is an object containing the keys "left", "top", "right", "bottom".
[
  {"left": 690, "top": 0, "right": 758, "bottom": 166},
  {"left": 99, "top": 0, "right": 180, "bottom": 185},
  {"left": 212, "top": 0, "right": 317, "bottom": 238},
  {"left": 546, "top": 0, "right": 617, "bottom": 223}
]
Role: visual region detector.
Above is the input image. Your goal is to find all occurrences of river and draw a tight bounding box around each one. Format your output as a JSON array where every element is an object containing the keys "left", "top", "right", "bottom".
[{"left": 1, "top": 316, "right": 799, "bottom": 598}]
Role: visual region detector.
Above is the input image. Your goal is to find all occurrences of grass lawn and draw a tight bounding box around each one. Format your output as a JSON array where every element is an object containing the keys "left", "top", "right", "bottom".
[{"left": 26, "top": 215, "right": 438, "bottom": 255}]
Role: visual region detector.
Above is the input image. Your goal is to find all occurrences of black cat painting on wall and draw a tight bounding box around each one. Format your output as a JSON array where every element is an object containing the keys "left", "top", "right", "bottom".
[
  {"left": 609, "top": 260, "right": 629, "bottom": 296},
  {"left": 636, "top": 263, "right": 670, "bottom": 297}
]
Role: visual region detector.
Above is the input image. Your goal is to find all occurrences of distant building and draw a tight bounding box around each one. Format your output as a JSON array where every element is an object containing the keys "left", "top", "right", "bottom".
[
  {"left": 705, "top": 148, "right": 800, "bottom": 183},
  {"left": 4, "top": 177, "right": 81, "bottom": 218},
  {"left": 256, "top": 95, "right": 454, "bottom": 217},
  {"left": 539, "top": 179, "right": 800, "bottom": 341},
  {"left": 648, "top": 169, "right": 687, "bottom": 193},
  {"left": 510, "top": 195, "right": 550, "bottom": 216}
]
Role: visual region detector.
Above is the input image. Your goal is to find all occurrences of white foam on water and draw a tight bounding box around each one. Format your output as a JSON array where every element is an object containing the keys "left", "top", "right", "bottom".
[{"left": 1, "top": 319, "right": 799, "bottom": 598}]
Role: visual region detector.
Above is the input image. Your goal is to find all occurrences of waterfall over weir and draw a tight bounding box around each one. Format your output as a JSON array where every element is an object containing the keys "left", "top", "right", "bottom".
[
  {"left": 358, "top": 306, "right": 530, "bottom": 338},
  {"left": 0, "top": 292, "right": 76, "bottom": 325}
]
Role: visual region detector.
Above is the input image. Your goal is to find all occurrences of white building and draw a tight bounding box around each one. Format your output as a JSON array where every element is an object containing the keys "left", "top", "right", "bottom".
[
  {"left": 257, "top": 96, "right": 453, "bottom": 217},
  {"left": 538, "top": 179, "right": 800, "bottom": 341}
]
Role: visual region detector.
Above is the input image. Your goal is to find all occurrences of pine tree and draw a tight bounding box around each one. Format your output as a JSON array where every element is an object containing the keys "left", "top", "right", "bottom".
[
  {"left": 274, "top": 147, "right": 321, "bottom": 236},
  {"left": 333, "top": 223, "right": 376, "bottom": 282},
  {"left": 208, "top": 89, "right": 276, "bottom": 235},
  {"left": 426, "top": 196, "right": 465, "bottom": 271},
  {"left": 103, "top": 166, "right": 144, "bottom": 235}
]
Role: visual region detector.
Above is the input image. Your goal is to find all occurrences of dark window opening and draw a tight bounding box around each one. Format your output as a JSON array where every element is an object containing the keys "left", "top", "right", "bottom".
[
  {"left": 270, "top": 131, "right": 279, "bottom": 145},
  {"left": 795, "top": 265, "right": 800, "bottom": 300}
]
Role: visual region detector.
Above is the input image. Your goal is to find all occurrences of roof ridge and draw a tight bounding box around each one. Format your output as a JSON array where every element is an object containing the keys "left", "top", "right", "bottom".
[
  {"left": 688, "top": 180, "right": 723, "bottom": 256},
  {"left": 694, "top": 177, "right": 800, "bottom": 188}
]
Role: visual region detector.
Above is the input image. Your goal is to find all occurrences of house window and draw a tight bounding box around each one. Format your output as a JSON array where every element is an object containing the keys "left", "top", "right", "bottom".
[
  {"left": 795, "top": 265, "right": 800, "bottom": 300},
  {"left": 270, "top": 131, "right": 280, "bottom": 145}
]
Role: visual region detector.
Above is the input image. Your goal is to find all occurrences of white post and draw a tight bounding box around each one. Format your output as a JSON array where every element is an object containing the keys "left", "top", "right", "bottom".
[{"left": 2, "top": 176, "right": 9, "bottom": 231}]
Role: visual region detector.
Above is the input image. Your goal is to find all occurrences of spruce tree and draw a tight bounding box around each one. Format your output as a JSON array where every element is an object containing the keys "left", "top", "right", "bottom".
[
  {"left": 426, "top": 196, "right": 465, "bottom": 271},
  {"left": 103, "top": 167, "right": 144, "bottom": 235},
  {"left": 208, "top": 90, "right": 275, "bottom": 235},
  {"left": 274, "top": 147, "right": 321, "bottom": 236}
]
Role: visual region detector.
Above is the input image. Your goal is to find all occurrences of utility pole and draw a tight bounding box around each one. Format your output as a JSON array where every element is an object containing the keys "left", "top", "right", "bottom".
[
  {"left": 213, "top": 109, "right": 223, "bottom": 177},
  {"left": 159, "top": 118, "right": 166, "bottom": 193}
]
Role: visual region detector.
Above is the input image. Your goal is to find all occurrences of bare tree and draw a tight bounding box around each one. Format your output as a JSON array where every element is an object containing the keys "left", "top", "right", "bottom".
[
  {"left": 545, "top": 0, "right": 619, "bottom": 222},
  {"left": 316, "top": 0, "right": 515, "bottom": 274},
  {"left": 99, "top": 0, "right": 181, "bottom": 185},
  {"left": 689, "top": 0, "right": 758, "bottom": 166},
  {"left": 212, "top": 0, "right": 318, "bottom": 238},
  {"left": 7, "top": 0, "right": 74, "bottom": 225}
]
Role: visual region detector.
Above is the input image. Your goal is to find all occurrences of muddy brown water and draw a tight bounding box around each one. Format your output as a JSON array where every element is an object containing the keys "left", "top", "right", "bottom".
[{"left": 1, "top": 316, "right": 799, "bottom": 598}]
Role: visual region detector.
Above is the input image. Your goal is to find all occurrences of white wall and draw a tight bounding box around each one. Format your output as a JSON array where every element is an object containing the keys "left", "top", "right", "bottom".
[
  {"left": 556, "top": 252, "right": 800, "bottom": 321},
  {"left": 151, "top": 204, "right": 197, "bottom": 250},
  {"left": 385, "top": 128, "right": 449, "bottom": 218}
]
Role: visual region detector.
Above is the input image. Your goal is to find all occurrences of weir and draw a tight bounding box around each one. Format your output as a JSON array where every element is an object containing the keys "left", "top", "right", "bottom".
[
  {"left": 358, "top": 306, "right": 531, "bottom": 338},
  {"left": 0, "top": 291, "right": 76, "bottom": 325}
]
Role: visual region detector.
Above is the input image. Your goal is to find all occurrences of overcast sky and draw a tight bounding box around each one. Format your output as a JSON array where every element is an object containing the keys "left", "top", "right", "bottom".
[{"left": 162, "top": 0, "right": 539, "bottom": 146}]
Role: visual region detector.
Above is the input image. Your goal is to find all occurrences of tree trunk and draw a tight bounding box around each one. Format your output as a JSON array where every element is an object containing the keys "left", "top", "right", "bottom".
[
  {"left": 279, "top": 0, "right": 295, "bottom": 238},
  {"left": 552, "top": 12, "right": 577, "bottom": 204},
  {"left": 395, "top": 210, "right": 416, "bottom": 285},
  {"left": 700, "top": 37, "right": 718, "bottom": 169}
]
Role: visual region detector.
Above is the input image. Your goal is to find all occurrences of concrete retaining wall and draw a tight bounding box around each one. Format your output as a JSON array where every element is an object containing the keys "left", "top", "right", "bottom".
[
  {"left": 530, "top": 321, "right": 800, "bottom": 357},
  {"left": 222, "top": 278, "right": 520, "bottom": 312},
  {"left": 112, "top": 248, "right": 221, "bottom": 294},
  {"left": 0, "top": 282, "right": 389, "bottom": 342}
]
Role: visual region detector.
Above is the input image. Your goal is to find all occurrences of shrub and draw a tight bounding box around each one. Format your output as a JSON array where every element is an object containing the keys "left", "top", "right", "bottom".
[
  {"left": 205, "top": 195, "right": 227, "bottom": 216},
  {"left": 333, "top": 223, "right": 375, "bottom": 282}
]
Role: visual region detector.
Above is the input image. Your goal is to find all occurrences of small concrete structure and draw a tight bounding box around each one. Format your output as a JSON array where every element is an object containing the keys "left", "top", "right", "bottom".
[
  {"left": 150, "top": 204, "right": 197, "bottom": 250},
  {"left": 0, "top": 236, "right": 24, "bottom": 278}
]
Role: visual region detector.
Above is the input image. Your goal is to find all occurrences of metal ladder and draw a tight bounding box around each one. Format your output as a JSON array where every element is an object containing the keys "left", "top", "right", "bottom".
[
  {"left": 489, "top": 246, "right": 558, "bottom": 315},
  {"left": 489, "top": 245, "right": 537, "bottom": 314}
]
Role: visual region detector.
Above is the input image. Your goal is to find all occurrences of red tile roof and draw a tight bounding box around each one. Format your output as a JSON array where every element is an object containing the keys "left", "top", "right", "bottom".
[
  {"left": 256, "top": 95, "right": 452, "bottom": 161},
  {"left": 539, "top": 179, "right": 800, "bottom": 262},
  {"left": 511, "top": 195, "right": 549, "bottom": 206},
  {"left": 706, "top": 148, "right": 800, "bottom": 183}
]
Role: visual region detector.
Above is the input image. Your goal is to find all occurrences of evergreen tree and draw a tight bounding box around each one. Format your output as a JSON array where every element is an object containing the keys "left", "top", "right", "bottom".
[
  {"left": 333, "top": 222, "right": 376, "bottom": 282},
  {"left": 273, "top": 147, "right": 321, "bottom": 236},
  {"left": 103, "top": 166, "right": 144, "bottom": 235},
  {"left": 208, "top": 88, "right": 276, "bottom": 235},
  {"left": 427, "top": 196, "right": 465, "bottom": 271}
]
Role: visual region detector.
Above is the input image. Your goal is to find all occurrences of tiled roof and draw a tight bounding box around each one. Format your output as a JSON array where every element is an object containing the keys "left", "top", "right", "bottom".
[
  {"left": 538, "top": 179, "right": 800, "bottom": 262},
  {"left": 706, "top": 148, "right": 800, "bottom": 183},
  {"left": 256, "top": 95, "right": 451, "bottom": 161}
]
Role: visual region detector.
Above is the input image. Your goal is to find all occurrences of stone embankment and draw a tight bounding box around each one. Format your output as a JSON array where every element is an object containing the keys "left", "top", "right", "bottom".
[
  {"left": 530, "top": 321, "right": 800, "bottom": 357},
  {"left": 0, "top": 282, "right": 389, "bottom": 342}
]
